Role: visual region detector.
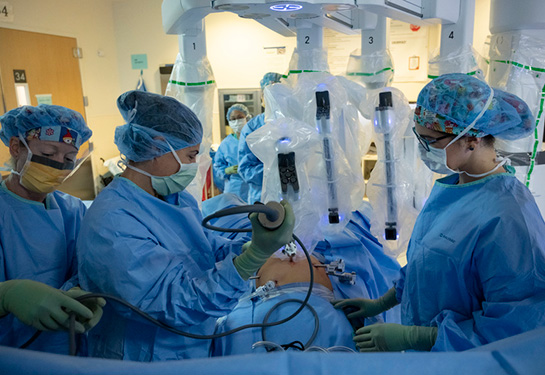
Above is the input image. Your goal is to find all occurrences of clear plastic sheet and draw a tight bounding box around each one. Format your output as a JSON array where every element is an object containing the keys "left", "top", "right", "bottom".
[
  {"left": 487, "top": 31, "right": 545, "bottom": 209},
  {"left": 165, "top": 53, "right": 216, "bottom": 203},
  {"left": 246, "top": 117, "right": 322, "bottom": 255},
  {"left": 364, "top": 88, "right": 425, "bottom": 258},
  {"left": 283, "top": 48, "right": 330, "bottom": 86},
  {"left": 488, "top": 32, "right": 545, "bottom": 154},
  {"left": 345, "top": 48, "right": 394, "bottom": 90},
  {"left": 428, "top": 45, "right": 487, "bottom": 79},
  {"left": 246, "top": 72, "right": 367, "bottom": 255}
]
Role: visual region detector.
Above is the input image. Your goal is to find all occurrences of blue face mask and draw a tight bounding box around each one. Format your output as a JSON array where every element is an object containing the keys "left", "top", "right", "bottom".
[{"left": 126, "top": 142, "right": 198, "bottom": 196}]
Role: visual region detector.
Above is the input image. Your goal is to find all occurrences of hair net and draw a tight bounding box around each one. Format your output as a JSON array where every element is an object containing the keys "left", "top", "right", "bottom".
[
  {"left": 415, "top": 73, "right": 534, "bottom": 140},
  {"left": 226, "top": 103, "right": 251, "bottom": 120},
  {"left": 0, "top": 104, "right": 92, "bottom": 148},
  {"left": 115, "top": 90, "right": 203, "bottom": 162},
  {"left": 260, "top": 72, "right": 283, "bottom": 90}
]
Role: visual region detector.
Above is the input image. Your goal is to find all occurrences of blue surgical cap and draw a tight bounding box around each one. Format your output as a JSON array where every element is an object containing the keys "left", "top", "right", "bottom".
[
  {"left": 226, "top": 103, "right": 251, "bottom": 121},
  {"left": 260, "top": 72, "right": 283, "bottom": 90},
  {"left": 0, "top": 104, "right": 92, "bottom": 148},
  {"left": 115, "top": 90, "right": 203, "bottom": 162},
  {"left": 416, "top": 73, "right": 534, "bottom": 140}
]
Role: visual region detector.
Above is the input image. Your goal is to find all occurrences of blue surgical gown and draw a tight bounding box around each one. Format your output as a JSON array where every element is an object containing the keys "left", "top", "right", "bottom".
[
  {"left": 212, "top": 208, "right": 401, "bottom": 355},
  {"left": 0, "top": 181, "right": 85, "bottom": 354},
  {"left": 77, "top": 177, "right": 250, "bottom": 361},
  {"left": 209, "top": 148, "right": 224, "bottom": 192},
  {"left": 213, "top": 134, "right": 249, "bottom": 201},
  {"left": 238, "top": 113, "right": 265, "bottom": 204},
  {"left": 395, "top": 167, "right": 545, "bottom": 351}
]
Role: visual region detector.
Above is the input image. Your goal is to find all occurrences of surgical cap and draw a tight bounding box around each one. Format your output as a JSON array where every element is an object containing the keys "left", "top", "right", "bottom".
[
  {"left": 415, "top": 73, "right": 534, "bottom": 140},
  {"left": 226, "top": 103, "right": 251, "bottom": 120},
  {"left": 0, "top": 104, "right": 92, "bottom": 149},
  {"left": 260, "top": 72, "right": 283, "bottom": 89},
  {"left": 115, "top": 90, "right": 203, "bottom": 162}
]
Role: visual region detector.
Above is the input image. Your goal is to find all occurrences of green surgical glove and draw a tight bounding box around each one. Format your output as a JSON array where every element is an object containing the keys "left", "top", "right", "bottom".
[
  {"left": 354, "top": 323, "right": 438, "bottom": 352},
  {"left": 225, "top": 165, "right": 238, "bottom": 175},
  {"left": 65, "top": 287, "right": 106, "bottom": 332},
  {"left": 332, "top": 287, "right": 398, "bottom": 319},
  {"left": 0, "top": 280, "right": 95, "bottom": 334},
  {"left": 233, "top": 200, "right": 295, "bottom": 280}
]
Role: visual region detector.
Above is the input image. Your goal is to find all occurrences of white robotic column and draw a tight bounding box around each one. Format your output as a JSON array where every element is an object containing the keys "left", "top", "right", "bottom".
[
  {"left": 346, "top": 11, "right": 393, "bottom": 89},
  {"left": 429, "top": 0, "right": 480, "bottom": 77},
  {"left": 289, "top": 20, "right": 328, "bottom": 72},
  {"left": 165, "top": 20, "right": 217, "bottom": 202},
  {"left": 178, "top": 21, "right": 207, "bottom": 68},
  {"left": 438, "top": 0, "right": 474, "bottom": 58}
]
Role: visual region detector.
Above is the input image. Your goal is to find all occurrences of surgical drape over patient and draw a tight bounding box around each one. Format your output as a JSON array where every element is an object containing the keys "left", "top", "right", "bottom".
[
  {"left": 415, "top": 73, "right": 533, "bottom": 140},
  {"left": 114, "top": 90, "right": 203, "bottom": 162}
]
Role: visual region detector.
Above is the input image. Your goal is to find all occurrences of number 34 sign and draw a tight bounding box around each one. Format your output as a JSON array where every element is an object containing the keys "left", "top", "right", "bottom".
[{"left": 0, "top": 2, "right": 14, "bottom": 22}]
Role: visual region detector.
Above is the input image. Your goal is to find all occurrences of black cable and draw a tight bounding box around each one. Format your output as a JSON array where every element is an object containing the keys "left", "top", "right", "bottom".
[
  {"left": 281, "top": 341, "right": 305, "bottom": 351},
  {"left": 201, "top": 204, "right": 275, "bottom": 233},
  {"left": 67, "top": 233, "right": 314, "bottom": 355},
  {"left": 261, "top": 298, "right": 319, "bottom": 350},
  {"left": 69, "top": 314, "right": 76, "bottom": 356},
  {"left": 20, "top": 204, "right": 316, "bottom": 354},
  {"left": 19, "top": 331, "right": 41, "bottom": 349}
]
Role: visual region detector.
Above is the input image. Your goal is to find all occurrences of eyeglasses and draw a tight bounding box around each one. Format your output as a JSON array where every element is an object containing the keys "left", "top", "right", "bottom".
[{"left": 412, "top": 127, "right": 453, "bottom": 152}]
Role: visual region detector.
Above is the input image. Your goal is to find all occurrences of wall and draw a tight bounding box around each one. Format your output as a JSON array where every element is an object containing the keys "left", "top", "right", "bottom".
[
  {"left": 1, "top": 0, "right": 123, "bottom": 180},
  {"left": 110, "top": 1, "right": 297, "bottom": 146}
]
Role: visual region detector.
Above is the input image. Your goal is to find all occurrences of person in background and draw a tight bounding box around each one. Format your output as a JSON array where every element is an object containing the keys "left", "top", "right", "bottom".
[
  {"left": 213, "top": 103, "right": 251, "bottom": 201},
  {"left": 334, "top": 73, "right": 545, "bottom": 352},
  {"left": 77, "top": 90, "right": 294, "bottom": 361},
  {"left": 0, "top": 105, "right": 104, "bottom": 354},
  {"left": 238, "top": 72, "right": 283, "bottom": 204}
]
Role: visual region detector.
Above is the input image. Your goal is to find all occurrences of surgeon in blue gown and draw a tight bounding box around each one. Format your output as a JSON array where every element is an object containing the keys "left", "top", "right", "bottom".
[
  {"left": 334, "top": 73, "right": 545, "bottom": 352},
  {"left": 203, "top": 195, "right": 400, "bottom": 355},
  {"left": 213, "top": 103, "right": 250, "bottom": 201},
  {"left": 238, "top": 72, "right": 282, "bottom": 204},
  {"left": 77, "top": 91, "right": 294, "bottom": 361},
  {"left": 0, "top": 104, "right": 103, "bottom": 354}
]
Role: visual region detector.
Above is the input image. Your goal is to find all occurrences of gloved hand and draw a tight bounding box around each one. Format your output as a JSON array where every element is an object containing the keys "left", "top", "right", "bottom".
[
  {"left": 354, "top": 323, "right": 438, "bottom": 352},
  {"left": 225, "top": 165, "right": 238, "bottom": 175},
  {"left": 64, "top": 287, "right": 106, "bottom": 331},
  {"left": 332, "top": 287, "right": 398, "bottom": 319},
  {"left": 233, "top": 200, "right": 295, "bottom": 280},
  {"left": 0, "top": 280, "right": 94, "bottom": 334}
]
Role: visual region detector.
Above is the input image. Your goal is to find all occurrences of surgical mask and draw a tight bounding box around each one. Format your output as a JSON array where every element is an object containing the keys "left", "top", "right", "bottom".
[
  {"left": 126, "top": 142, "right": 198, "bottom": 196},
  {"left": 12, "top": 137, "right": 74, "bottom": 194},
  {"left": 419, "top": 88, "right": 496, "bottom": 176},
  {"left": 228, "top": 119, "right": 246, "bottom": 133},
  {"left": 418, "top": 143, "right": 452, "bottom": 175}
]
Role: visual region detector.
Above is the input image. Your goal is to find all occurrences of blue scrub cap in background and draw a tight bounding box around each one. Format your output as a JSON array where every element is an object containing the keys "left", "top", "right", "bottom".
[
  {"left": 226, "top": 103, "right": 251, "bottom": 120},
  {"left": 415, "top": 73, "right": 534, "bottom": 140},
  {"left": 115, "top": 90, "right": 203, "bottom": 162},
  {"left": 260, "top": 72, "right": 283, "bottom": 90},
  {"left": 0, "top": 104, "right": 92, "bottom": 148}
]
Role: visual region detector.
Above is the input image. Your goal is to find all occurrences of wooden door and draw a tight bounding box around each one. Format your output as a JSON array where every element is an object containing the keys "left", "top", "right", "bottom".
[{"left": 0, "top": 28, "right": 95, "bottom": 199}]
